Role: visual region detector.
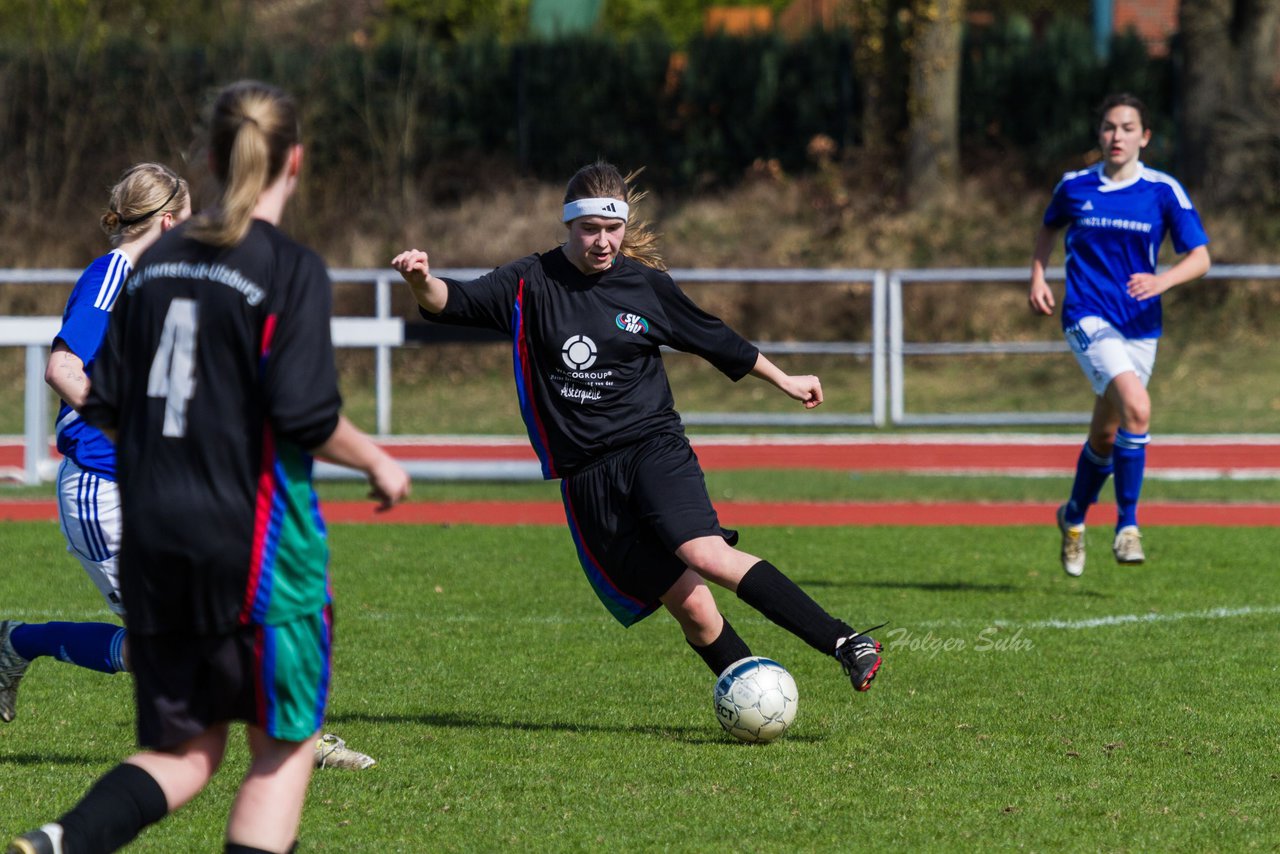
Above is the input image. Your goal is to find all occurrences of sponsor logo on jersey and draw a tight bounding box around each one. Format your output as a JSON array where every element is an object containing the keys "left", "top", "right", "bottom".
[
  {"left": 1082, "top": 200, "right": 1094, "bottom": 211},
  {"left": 1078, "top": 216, "right": 1152, "bottom": 233},
  {"left": 561, "top": 334, "right": 598, "bottom": 370},
  {"left": 615, "top": 312, "right": 650, "bottom": 334}
]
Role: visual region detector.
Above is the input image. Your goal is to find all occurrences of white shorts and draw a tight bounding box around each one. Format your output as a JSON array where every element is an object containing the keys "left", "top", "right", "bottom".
[
  {"left": 56, "top": 456, "right": 125, "bottom": 616},
  {"left": 1064, "top": 316, "right": 1157, "bottom": 396}
]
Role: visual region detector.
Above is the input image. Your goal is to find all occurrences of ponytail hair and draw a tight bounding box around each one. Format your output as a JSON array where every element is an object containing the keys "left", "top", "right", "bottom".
[
  {"left": 187, "top": 80, "right": 300, "bottom": 247},
  {"left": 563, "top": 160, "right": 666, "bottom": 271},
  {"left": 100, "top": 162, "right": 189, "bottom": 248}
]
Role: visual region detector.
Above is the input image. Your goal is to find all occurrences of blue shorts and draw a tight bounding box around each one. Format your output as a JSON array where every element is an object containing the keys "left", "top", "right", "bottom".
[{"left": 560, "top": 432, "right": 737, "bottom": 627}]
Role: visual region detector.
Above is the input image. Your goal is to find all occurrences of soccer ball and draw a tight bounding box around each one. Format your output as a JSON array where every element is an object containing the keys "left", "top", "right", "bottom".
[{"left": 713, "top": 656, "right": 799, "bottom": 743}]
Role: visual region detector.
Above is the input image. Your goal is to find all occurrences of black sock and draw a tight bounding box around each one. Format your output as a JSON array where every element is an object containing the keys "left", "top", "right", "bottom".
[
  {"left": 227, "top": 843, "right": 295, "bottom": 854},
  {"left": 736, "top": 560, "right": 853, "bottom": 654},
  {"left": 58, "top": 762, "right": 168, "bottom": 854},
  {"left": 687, "top": 616, "right": 752, "bottom": 675}
]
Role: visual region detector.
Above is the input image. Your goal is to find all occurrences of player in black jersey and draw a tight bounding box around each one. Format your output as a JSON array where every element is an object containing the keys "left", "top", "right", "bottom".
[
  {"left": 393, "top": 160, "right": 882, "bottom": 701},
  {"left": 9, "top": 81, "right": 410, "bottom": 854}
]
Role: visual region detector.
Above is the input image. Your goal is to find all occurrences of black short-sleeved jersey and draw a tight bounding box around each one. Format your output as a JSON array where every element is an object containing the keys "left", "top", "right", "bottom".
[
  {"left": 428, "top": 248, "right": 759, "bottom": 477},
  {"left": 82, "top": 220, "right": 342, "bottom": 636}
]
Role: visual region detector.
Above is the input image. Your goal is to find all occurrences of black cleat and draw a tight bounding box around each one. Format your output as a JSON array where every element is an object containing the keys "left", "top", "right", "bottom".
[
  {"left": 7, "top": 825, "right": 62, "bottom": 854},
  {"left": 835, "top": 628, "right": 883, "bottom": 692}
]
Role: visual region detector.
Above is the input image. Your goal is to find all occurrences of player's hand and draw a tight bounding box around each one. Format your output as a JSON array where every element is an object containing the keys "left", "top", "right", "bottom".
[
  {"left": 782, "top": 374, "right": 823, "bottom": 409},
  {"left": 1126, "top": 272, "right": 1167, "bottom": 301},
  {"left": 392, "top": 249, "right": 432, "bottom": 286},
  {"left": 367, "top": 457, "right": 410, "bottom": 513},
  {"left": 1028, "top": 280, "right": 1055, "bottom": 315}
]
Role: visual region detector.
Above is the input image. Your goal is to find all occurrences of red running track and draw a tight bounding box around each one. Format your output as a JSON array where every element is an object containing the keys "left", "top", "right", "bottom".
[
  {"left": 1, "top": 499, "right": 1276, "bottom": 528},
  {"left": 3, "top": 436, "right": 1277, "bottom": 526},
  {"left": 6, "top": 435, "right": 1280, "bottom": 475}
]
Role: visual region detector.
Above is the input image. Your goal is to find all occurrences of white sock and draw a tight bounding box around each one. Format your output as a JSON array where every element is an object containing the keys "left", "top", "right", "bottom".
[{"left": 39, "top": 823, "right": 65, "bottom": 854}]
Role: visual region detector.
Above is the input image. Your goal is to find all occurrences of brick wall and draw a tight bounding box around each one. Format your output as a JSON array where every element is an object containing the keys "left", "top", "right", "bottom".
[{"left": 1114, "top": 0, "right": 1179, "bottom": 56}]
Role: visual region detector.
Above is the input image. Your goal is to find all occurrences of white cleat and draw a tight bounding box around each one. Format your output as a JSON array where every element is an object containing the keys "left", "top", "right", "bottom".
[
  {"left": 314, "top": 733, "right": 377, "bottom": 770},
  {"left": 1056, "top": 504, "right": 1085, "bottom": 577},
  {"left": 1112, "top": 526, "right": 1145, "bottom": 565}
]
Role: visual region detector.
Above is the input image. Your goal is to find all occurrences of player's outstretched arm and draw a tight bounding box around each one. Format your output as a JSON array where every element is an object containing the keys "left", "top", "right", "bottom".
[
  {"left": 392, "top": 248, "right": 449, "bottom": 314},
  {"left": 313, "top": 415, "right": 410, "bottom": 511},
  {"left": 748, "top": 353, "right": 823, "bottom": 410}
]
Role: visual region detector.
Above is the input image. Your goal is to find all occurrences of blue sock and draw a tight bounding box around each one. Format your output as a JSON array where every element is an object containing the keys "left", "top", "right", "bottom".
[
  {"left": 1113, "top": 429, "right": 1149, "bottom": 530},
  {"left": 1065, "top": 441, "right": 1113, "bottom": 526},
  {"left": 9, "top": 622, "right": 127, "bottom": 674}
]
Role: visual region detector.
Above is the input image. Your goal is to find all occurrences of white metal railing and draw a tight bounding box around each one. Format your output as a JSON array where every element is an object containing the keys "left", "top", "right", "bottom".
[
  {"left": 887, "top": 263, "right": 1280, "bottom": 426},
  {"left": 4, "top": 264, "right": 1278, "bottom": 483}
]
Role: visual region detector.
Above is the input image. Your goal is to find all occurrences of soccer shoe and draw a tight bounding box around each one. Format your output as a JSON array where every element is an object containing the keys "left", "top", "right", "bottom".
[
  {"left": 1112, "top": 526, "right": 1145, "bottom": 565},
  {"left": 0, "top": 620, "right": 32, "bottom": 723},
  {"left": 6, "top": 824, "right": 63, "bottom": 854},
  {"left": 1056, "top": 504, "right": 1086, "bottom": 578},
  {"left": 834, "top": 629, "right": 883, "bottom": 693},
  {"left": 314, "top": 733, "right": 377, "bottom": 770}
]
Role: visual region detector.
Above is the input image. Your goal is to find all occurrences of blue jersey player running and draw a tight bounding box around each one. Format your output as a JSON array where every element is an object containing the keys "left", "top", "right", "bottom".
[
  {"left": 0, "top": 163, "right": 190, "bottom": 721},
  {"left": 1029, "top": 93, "right": 1211, "bottom": 577}
]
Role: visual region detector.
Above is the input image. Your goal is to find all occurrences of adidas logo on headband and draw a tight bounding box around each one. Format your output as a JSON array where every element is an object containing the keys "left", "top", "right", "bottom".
[{"left": 563, "top": 198, "right": 630, "bottom": 222}]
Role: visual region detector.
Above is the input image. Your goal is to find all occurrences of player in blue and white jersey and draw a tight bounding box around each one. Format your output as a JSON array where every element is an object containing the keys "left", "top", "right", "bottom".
[
  {"left": 0, "top": 163, "right": 189, "bottom": 723},
  {"left": 1029, "top": 93, "right": 1211, "bottom": 576}
]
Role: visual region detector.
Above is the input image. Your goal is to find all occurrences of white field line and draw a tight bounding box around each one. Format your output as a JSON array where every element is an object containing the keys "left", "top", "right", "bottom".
[
  {"left": 908, "top": 603, "right": 1280, "bottom": 632},
  {"left": 32, "top": 604, "right": 1276, "bottom": 631},
  {"left": 904, "top": 467, "right": 1280, "bottom": 480}
]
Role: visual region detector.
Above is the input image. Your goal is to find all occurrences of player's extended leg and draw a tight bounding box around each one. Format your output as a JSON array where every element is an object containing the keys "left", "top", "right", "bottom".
[
  {"left": 7, "top": 727, "right": 226, "bottom": 854},
  {"left": 0, "top": 620, "right": 127, "bottom": 724},
  {"left": 226, "top": 726, "right": 316, "bottom": 853},
  {"left": 0, "top": 462, "right": 134, "bottom": 724},
  {"left": 676, "top": 536, "right": 883, "bottom": 692},
  {"left": 660, "top": 569, "right": 751, "bottom": 675},
  {"left": 1105, "top": 371, "right": 1151, "bottom": 564}
]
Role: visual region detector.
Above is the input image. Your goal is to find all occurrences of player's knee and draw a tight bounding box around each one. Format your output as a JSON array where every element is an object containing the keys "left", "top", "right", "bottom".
[{"left": 1122, "top": 399, "right": 1151, "bottom": 433}]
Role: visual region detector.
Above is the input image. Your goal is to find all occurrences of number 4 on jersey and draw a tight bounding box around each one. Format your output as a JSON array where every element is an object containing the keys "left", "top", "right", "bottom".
[{"left": 147, "top": 298, "right": 199, "bottom": 438}]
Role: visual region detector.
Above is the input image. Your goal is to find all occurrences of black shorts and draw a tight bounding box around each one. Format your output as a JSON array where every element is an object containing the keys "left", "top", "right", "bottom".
[
  {"left": 130, "top": 607, "right": 332, "bottom": 750},
  {"left": 560, "top": 432, "right": 737, "bottom": 627}
]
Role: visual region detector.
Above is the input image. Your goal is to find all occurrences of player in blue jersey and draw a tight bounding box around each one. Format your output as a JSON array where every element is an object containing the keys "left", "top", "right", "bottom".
[
  {"left": 394, "top": 160, "right": 883, "bottom": 701},
  {"left": 0, "top": 163, "right": 190, "bottom": 725},
  {"left": 1029, "top": 93, "right": 1211, "bottom": 576}
]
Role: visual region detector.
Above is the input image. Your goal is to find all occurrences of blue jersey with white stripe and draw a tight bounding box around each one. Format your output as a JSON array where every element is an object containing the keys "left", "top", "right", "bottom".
[
  {"left": 53, "top": 250, "right": 131, "bottom": 479},
  {"left": 1044, "top": 163, "right": 1208, "bottom": 339}
]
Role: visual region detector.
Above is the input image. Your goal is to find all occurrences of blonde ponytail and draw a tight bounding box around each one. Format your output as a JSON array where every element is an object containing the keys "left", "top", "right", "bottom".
[{"left": 187, "top": 81, "right": 299, "bottom": 247}]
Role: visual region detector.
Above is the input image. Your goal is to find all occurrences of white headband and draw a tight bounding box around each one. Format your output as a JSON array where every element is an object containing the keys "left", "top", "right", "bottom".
[{"left": 562, "top": 198, "right": 629, "bottom": 223}]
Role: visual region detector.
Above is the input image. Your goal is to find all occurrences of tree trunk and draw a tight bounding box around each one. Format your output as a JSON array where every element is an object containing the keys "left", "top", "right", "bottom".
[
  {"left": 905, "top": 0, "right": 964, "bottom": 208},
  {"left": 1179, "top": 0, "right": 1280, "bottom": 206}
]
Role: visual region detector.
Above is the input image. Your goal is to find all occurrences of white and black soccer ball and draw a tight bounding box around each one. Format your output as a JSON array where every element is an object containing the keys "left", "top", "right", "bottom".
[{"left": 713, "top": 656, "right": 799, "bottom": 743}]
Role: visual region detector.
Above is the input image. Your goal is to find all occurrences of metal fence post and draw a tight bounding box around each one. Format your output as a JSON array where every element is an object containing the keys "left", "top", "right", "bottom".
[
  {"left": 375, "top": 274, "right": 392, "bottom": 436},
  {"left": 888, "top": 271, "right": 905, "bottom": 425},
  {"left": 872, "top": 269, "right": 887, "bottom": 427},
  {"left": 24, "top": 344, "right": 48, "bottom": 485}
]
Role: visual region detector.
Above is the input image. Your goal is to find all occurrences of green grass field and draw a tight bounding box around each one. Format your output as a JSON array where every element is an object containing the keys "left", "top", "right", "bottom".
[{"left": 0, "top": 471, "right": 1277, "bottom": 851}]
